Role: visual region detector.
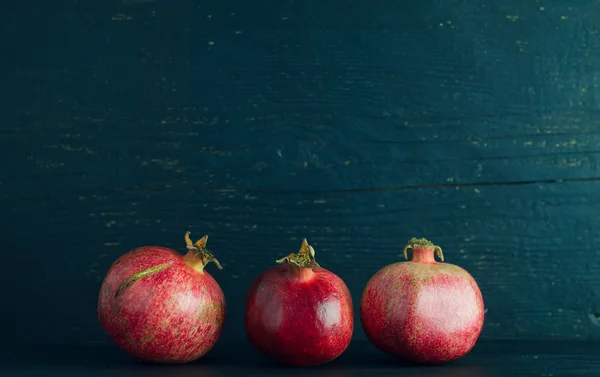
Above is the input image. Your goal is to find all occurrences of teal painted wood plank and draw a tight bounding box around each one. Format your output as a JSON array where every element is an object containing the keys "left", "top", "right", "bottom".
[
  {"left": 3, "top": 181, "right": 600, "bottom": 344},
  {"left": 2, "top": 0, "right": 600, "bottom": 345}
]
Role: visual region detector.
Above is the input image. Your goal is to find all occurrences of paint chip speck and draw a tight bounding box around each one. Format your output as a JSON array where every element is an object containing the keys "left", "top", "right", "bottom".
[{"left": 112, "top": 14, "right": 132, "bottom": 21}]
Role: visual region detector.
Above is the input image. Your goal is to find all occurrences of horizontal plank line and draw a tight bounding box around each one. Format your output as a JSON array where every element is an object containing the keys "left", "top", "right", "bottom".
[
  {"left": 3, "top": 175, "right": 600, "bottom": 202},
  {"left": 117, "top": 176, "right": 600, "bottom": 194},
  {"left": 319, "top": 176, "right": 600, "bottom": 193},
  {"left": 332, "top": 150, "right": 600, "bottom": 167}
]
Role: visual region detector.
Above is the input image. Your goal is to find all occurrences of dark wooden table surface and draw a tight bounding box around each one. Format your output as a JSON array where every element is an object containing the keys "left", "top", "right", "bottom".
[{"left": 2, "top": 340, "right": 599, "bottom": 377}]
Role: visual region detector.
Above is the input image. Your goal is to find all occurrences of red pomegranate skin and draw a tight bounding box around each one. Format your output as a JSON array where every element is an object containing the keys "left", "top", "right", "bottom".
[
  {"left": 244, "top": 240, "right": 354, "bottom": 366},
  {"left": 360, "top": 241, "right": 484, "bottom": 365},
  {"left": 98, "top": 234, "right": 225, "bottom": 363}
]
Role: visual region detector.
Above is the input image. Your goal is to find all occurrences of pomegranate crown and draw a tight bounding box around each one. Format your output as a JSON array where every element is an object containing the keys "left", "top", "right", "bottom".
[
  {"left": 275, "top": 239, "right": 321, "bottom": 269},
  {"left": 403, "top": 237, "right": 444, "bottom": 261},
  {"left": 184, "top": 231, "right": 223, "bottom": 270}
]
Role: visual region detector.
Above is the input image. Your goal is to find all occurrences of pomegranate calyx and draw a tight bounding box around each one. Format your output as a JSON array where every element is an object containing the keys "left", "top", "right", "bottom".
[
  {"left": 275, "top": 238, "right": 320, "bottom": 269},
  {"left": 184, "top": 231, "right": 223, "bottom": 272},
  {"left": 403, "top": 237, "right": 444, "bottom": 262}
]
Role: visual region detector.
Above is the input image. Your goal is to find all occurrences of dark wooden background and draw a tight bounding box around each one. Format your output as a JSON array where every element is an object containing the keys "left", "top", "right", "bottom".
[{"left": 2, "top": 0, "right": 600, "bottom": 347}]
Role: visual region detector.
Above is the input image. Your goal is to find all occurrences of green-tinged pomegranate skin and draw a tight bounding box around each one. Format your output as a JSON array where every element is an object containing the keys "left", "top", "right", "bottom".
[
  {"left": 98, "top": 233, "right": 225, "bottom": 364},
  {"left": 360, "top": 238, "right": 485, "bottom": 365},
  {"left": 244, "top": 239, "right": 354, "bottom": 366}
]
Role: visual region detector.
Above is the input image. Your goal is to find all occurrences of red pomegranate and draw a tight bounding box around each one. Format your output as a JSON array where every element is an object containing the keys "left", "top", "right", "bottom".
[
  {"left": 244, "top": 239, "right": 354, "bottom": 366},
  {"left": 98, "top": 232, "right": 226, "bottom": 363},
  {"left": 360, "top": 237, "right": 484, "bottom": 364}
]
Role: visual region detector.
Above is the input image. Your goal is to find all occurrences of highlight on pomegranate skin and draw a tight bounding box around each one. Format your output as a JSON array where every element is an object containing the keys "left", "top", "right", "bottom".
[
  {"left": 97, "top": 232, "right": 226, "bottom": 364},
  {"left": 244, "top": 239, "right": 354, "bottom": 366},
  {"left": 360, "top": 237, "right": 485, "bottom": 365}
]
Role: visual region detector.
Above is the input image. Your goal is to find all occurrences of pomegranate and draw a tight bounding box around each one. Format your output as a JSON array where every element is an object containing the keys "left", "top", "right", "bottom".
[
  {"left": 244, "top": 239, "right": 354, "bottom": 366},
  {"left": 98, "top": 232, "right": 226, "bottom": 363},
  {"left": 360, "top": 237, "right": 484, "bottom": 365}
]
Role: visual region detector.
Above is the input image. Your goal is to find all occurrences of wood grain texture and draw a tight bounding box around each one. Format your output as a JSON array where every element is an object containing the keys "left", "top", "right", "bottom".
[{"left": 2, "top": 0, "right": 600, "bottom": 345}]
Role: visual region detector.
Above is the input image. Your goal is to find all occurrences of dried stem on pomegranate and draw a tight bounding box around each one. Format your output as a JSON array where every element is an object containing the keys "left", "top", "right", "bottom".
[
  {"left": 276, "top": 238, "right": 321, "bottom": 269},
  {"left": 403, "top": 237, "right": 444, "bottom": 262},
  {"left": 184, "top": 231, "right": 223, "bottom": 270}
]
